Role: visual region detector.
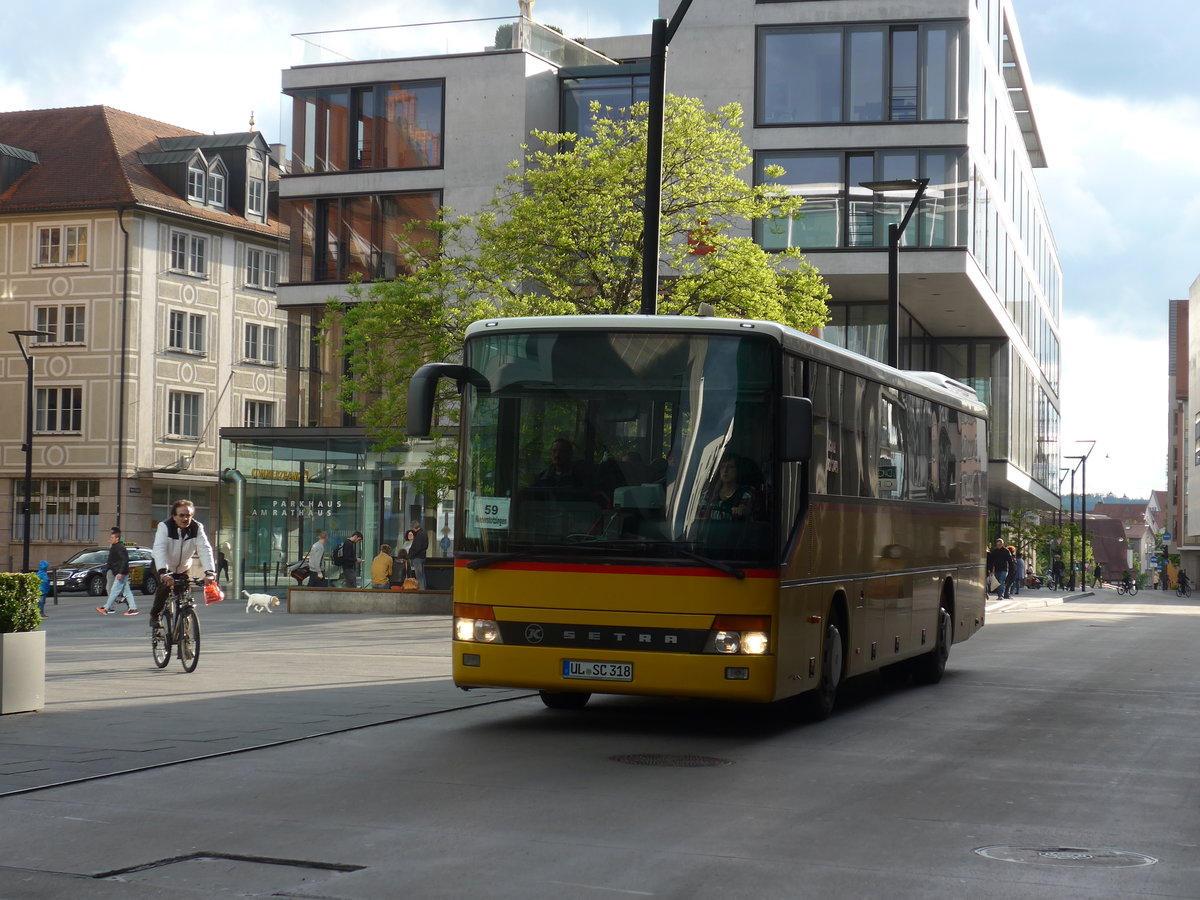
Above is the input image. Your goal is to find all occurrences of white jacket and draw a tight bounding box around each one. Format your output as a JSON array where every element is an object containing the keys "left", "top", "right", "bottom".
[{"left": 153, "top": 518, "right": 216, "bottom": 576}]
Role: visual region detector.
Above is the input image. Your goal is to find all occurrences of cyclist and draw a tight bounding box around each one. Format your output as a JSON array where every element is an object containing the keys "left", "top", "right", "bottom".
[
  {"left": 1179, "top": 570, "right": 1191, "bottom": 594},
  {"left": 150, "top": 499, "right": 216, "bottom": 632},
  {"left": 1121, "top": 570, "right": 1134, "bottom": 593}
]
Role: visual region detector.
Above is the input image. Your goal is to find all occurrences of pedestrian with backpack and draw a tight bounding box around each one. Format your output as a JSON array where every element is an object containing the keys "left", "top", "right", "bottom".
[{"left": 334, "top": 531, "right": 364, "bottom": 587}]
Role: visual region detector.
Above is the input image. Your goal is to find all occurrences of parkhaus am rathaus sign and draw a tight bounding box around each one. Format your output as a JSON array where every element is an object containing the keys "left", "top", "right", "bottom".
[{"left": 250, "top": 498, "right": 345, "bottom": 518}]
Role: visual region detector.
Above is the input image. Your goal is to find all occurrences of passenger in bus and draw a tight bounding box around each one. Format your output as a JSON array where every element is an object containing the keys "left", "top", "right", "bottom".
[{"left": 700, "top": 454, "right": 764, "bottom": 522}]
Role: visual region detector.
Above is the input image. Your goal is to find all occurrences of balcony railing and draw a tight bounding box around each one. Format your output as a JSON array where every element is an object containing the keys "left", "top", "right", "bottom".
[{"left": 292, "top": 17, "right": 614, "bottom": 69}]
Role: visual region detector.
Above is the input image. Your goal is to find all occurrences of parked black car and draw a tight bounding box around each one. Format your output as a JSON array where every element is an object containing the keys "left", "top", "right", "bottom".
[{"left": 50, "top": 545, "right": 159, "bottom": 597}]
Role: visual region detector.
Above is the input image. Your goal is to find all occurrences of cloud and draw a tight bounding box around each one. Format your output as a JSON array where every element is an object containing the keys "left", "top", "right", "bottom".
[
  {"left": 1032, "top": 85, "right": 1200, "bottom": 337},
  {"left": 1058, "top": 309, "right": 1167, "bottom": 499}
]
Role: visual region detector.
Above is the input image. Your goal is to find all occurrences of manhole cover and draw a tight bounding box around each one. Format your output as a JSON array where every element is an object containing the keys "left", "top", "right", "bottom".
[
  {"left": 974, "top": 845, "right": 1157, "bottom": 868},
  {"left": 609, "top": 753, "right": 733, "bottom": 768}
]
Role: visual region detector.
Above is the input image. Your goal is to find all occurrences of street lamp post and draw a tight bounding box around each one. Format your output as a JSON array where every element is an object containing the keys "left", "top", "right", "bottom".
[
  {"left": 1066, "top": 440, "right": 1097, "bottom": 587},
  {"left": 639, "top": 0, "right": 694, "bottom": 315},
  {"left": 10, "top": 330, "right": 51, "bottom": 573},
  {"left": 860, "top": 178, "right": 930, "bottom": 368}
]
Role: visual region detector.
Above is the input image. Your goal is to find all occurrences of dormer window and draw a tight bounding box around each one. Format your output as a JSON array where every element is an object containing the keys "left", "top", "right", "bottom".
[
  {"left": 247, "top": 151, "right": 265, "bottom": 218},
  {"left": 207, "top": 170, "right": 226, "bottom": 207},
  {"left": 187, "top": 165, "right": 205, "bottom": 201}
]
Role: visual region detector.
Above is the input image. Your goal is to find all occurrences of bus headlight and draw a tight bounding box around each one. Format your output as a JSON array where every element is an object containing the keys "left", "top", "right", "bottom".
[
  {"left": 706, "top": 616, "right": 770, "bottom": 655},
  {"left": 454, "top": 603, "right": 503, "bottom": 644},
  {"left": 714, "top": 631, "right": 740, "bottom": 654}
]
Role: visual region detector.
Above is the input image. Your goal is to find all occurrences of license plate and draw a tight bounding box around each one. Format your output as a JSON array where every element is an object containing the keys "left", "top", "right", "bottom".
[{"left": 562, "top": 660, "right": 633, "bottom": 682}]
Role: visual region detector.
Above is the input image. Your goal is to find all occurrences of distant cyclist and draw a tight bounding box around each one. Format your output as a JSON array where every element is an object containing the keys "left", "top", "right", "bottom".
[
  {"left": 1179, "top": 570, "right": 1191, "bottom": 595},
  {"left": 150, "top": 499, "right": 216, "bottom": 631}
]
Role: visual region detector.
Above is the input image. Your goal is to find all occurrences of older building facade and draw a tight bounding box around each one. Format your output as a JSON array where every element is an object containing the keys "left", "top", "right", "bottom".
[{"left": 0, "top": 106, "right": 288, "bottom": 566}]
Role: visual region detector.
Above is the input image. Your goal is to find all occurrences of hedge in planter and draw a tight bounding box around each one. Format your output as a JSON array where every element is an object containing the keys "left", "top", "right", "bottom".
[{"left": 0, "top": 572, "right": 43, "bottom": 633}]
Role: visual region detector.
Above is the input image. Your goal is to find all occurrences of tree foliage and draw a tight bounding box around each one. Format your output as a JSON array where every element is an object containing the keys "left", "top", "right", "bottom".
[{"left": 328, "top": 94, "right": 832, "bottom": 491}]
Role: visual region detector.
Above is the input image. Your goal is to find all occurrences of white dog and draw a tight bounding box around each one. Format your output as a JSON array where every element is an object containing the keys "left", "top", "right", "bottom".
[{"left": 243, "top": 591, "right": 281, "bottom": 614}]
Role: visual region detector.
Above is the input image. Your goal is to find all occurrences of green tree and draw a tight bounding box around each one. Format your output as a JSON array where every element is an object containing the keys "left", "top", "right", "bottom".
[{"left": 329, "top": 93, "right": 832, "bottom": 494}]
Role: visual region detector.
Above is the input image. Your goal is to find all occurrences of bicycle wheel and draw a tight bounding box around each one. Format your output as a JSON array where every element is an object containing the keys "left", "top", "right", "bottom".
[
  {"left": 178, "top": 608, "right": 200, "bottom": 672},
  {"left": 1128, "top": 583, "right": 1139, "bottom": 596},
  {"left": 152, "top": 611, "right": 172, "bottom": 668}
]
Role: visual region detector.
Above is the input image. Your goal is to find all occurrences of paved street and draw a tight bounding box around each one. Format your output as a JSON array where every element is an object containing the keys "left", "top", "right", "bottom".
[
  {"left": 0, "top": 591, "right": 525, "bottom": 796},
  {"left": 1, "top": 585, "right": 1197, "bottom": 899}
]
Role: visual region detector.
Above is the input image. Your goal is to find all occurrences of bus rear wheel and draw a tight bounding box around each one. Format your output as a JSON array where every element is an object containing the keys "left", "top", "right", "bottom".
[
  {"left": 912, "top": 604, "right": 952, "bottom": 685},
  {"left": 803, "top": 618, "right": 844, "bottom": 721},
  {"left": 539, "top": 691, "right": 591, "bottom": 710}
]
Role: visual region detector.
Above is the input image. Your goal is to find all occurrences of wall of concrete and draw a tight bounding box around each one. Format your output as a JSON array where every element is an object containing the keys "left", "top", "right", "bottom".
[{"left": 286, "top": 586, "right": 451, "bottom": 615}]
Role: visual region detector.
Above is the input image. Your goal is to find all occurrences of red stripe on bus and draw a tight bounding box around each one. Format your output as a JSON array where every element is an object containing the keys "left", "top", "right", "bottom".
[{"left": 453, "top": 559, "right": 777, "bottom": 578}]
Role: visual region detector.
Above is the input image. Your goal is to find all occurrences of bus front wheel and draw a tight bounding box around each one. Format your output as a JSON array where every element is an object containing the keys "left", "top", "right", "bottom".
[
  {"left": 803, "top": 618, "right": 844, "bottom": 721},
  {"left": 539, "top": 691, "right": 591, "bottom": 710}
]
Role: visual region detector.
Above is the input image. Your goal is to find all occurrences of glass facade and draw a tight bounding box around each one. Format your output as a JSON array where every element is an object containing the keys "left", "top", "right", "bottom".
[
  {"left": 756, "top": 148, "right": 970, "bottom": 251},
  {"left": 756, "top": 22, "right": 966, "bottom": 125},
  {"left": 287, "top": 80, "right": 444, "bottom": 174},
  {"left": 282, "top": 191, "right": 441, "bottom": 284},
  {"left": 218, "top": 430, "right": 450, "bottom": 587},
  {"left": 561, "top": 73, "right": 650, "bottom": 140}
]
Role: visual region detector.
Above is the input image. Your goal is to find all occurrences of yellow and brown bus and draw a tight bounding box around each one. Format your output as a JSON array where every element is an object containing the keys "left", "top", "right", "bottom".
[{"left": 408, "top": 315, "right": 987, "bottom": 718}]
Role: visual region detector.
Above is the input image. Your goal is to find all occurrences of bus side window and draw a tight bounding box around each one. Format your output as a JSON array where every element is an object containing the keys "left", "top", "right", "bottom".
[{"left": 809, "top": 364, "right": 829, "bottom": 494}]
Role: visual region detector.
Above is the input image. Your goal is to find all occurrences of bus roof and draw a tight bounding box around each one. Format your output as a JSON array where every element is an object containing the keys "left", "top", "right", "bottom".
[{"left": 463, "top": 315, "right": 989, "bottom": 418}]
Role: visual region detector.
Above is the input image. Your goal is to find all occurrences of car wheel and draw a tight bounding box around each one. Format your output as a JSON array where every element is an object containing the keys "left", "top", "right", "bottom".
[
  {"left": 142, "top": 572, "right": 158, "bottom": 596},
  {"left": 87, "top": 573, "right": 107, "bottom": 596}
]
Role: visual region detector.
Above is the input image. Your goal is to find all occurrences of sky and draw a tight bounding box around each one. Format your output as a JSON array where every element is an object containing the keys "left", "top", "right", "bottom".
[{"left": 2, "top": 0, "right": 1192, "bottom": 500}]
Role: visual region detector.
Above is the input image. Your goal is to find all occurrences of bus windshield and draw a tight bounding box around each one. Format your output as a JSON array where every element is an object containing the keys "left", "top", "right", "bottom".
[{"left": 459, "top": 329, "right": 778, "bottom": 565}]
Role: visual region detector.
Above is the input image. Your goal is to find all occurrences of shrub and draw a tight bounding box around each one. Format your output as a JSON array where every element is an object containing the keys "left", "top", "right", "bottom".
[{"left": 0, "top": 572, "right": 43, "bottom": 633}]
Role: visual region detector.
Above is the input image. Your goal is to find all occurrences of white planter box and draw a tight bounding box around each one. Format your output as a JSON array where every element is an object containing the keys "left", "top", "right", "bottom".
[{"left": 0, "top": 629, "right": 46, "bottom": 714}]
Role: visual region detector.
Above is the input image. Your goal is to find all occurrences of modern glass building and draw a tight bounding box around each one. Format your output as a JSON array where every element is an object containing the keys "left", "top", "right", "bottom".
[{"left": 242, "top": 0, "right": 1063, "bottom": 585}]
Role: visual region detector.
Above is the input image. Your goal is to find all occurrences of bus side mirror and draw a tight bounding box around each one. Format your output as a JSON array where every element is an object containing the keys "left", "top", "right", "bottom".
[
  {"left": 407, "top": 363, "right": 488, "bottom": 437},
  {"left": 782, "top": 395, "right": 812, "bottom": 462}
]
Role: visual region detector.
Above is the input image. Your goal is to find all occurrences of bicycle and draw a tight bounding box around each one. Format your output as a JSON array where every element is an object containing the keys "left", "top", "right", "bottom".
[
  {"left": 151, "top": 577, "right": 201, "bottom": 673},
  {"left": 1116, "top": 581, "right": 1139, "bottom": 597},
  {"left": 1176, "top": 583, "right": 1192, "bottom": 598}
]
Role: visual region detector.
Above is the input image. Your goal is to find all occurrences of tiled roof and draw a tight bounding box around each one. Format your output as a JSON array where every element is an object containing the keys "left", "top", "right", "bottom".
[{"left": 0, "top": 105, "right": 285, "bottom": 239}]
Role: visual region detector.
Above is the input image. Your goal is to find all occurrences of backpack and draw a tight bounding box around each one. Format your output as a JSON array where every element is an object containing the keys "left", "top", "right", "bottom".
[{"left": 333, "top": 539, "right": 352, "bottom": 566}]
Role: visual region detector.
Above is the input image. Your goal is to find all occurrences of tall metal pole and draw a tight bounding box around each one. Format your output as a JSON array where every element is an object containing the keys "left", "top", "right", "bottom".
[
  {"left": 1080, "top": 456, "right": 1088, "bottom": 583},
  {"left": 20, "top": 347, "right": 34, "bottom": 573},
  {"left": 885, "top": 222, "right": 900, "bottom": 368},
  {"left": 1068, "top": 468, "right": 1076, "bottom": 590},
  {"left": 638, "top": 0, "right": 693, "bottom": 316},
  {"left": 861, "top": 178, "right": 928, "bottom": 369},
  {"left": 639, "top": 16, "right": 667, "bottom": 316},
  {"left": 10, "top": 330, "right": 48, "bottom": 573}
]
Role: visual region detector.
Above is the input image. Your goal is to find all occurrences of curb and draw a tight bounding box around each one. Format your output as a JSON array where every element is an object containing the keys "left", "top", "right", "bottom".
[{"left": 986, "top": 590, "right": 1094, "bottom": 613}]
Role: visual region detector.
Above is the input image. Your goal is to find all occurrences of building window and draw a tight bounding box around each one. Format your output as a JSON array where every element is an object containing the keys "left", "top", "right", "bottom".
[
  {"left": 35, "top": 305, "right": 86, "bottom": 344},
  {"left": 12, "top": 479, "right": 99, "bottom": 543},
  {"left": 207, "top": 169, "right": 226, "bottom": 207},
  {"left": 247, "top": 178, "right": 265, "bottom": 216},
  {"left": 244, "top": 400, "right": 275, "bottom": 428},
  {"left": 756, "top": 22, "right": 965, "bottom": 125},
  {"left": 36, "top": 224, "right": 88, "bottom": 266},
  {"left": 187, "top": 165, "right": 206, "bottom": 201},
  {"left": 168, "top": 391, "right": 201, "bottom": 439},
  {"left": 168, "top": 310, "right": 206, "bottom": 354},
  {"left": 287, "top": 80, "right": 444, "bottom": 174},
  {"left": 169, "top": 231, "right": 208, "bottom": 277},
  {"left": 283, "top": 191, "right": 441, "bottom": 284},
  {"left": 245, "top": 248, "right": 279, "bottom": 289},
  {"left": 561, "top": 74, "right": 650, "bottom": 140},
  {"left": 755, "top": 147, "right": 968, "bottom": 250},
  {"left": 35, "top": 386, "right": 83, "bottom": 432},
  {"left": 243, "top": 323, "right": 278, "bottom": 365}
]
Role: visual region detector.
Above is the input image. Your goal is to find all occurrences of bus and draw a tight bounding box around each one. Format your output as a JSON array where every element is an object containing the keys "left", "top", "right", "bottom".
[{"left": 408, "top": 315, "right": 987, "bottom": 718}]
